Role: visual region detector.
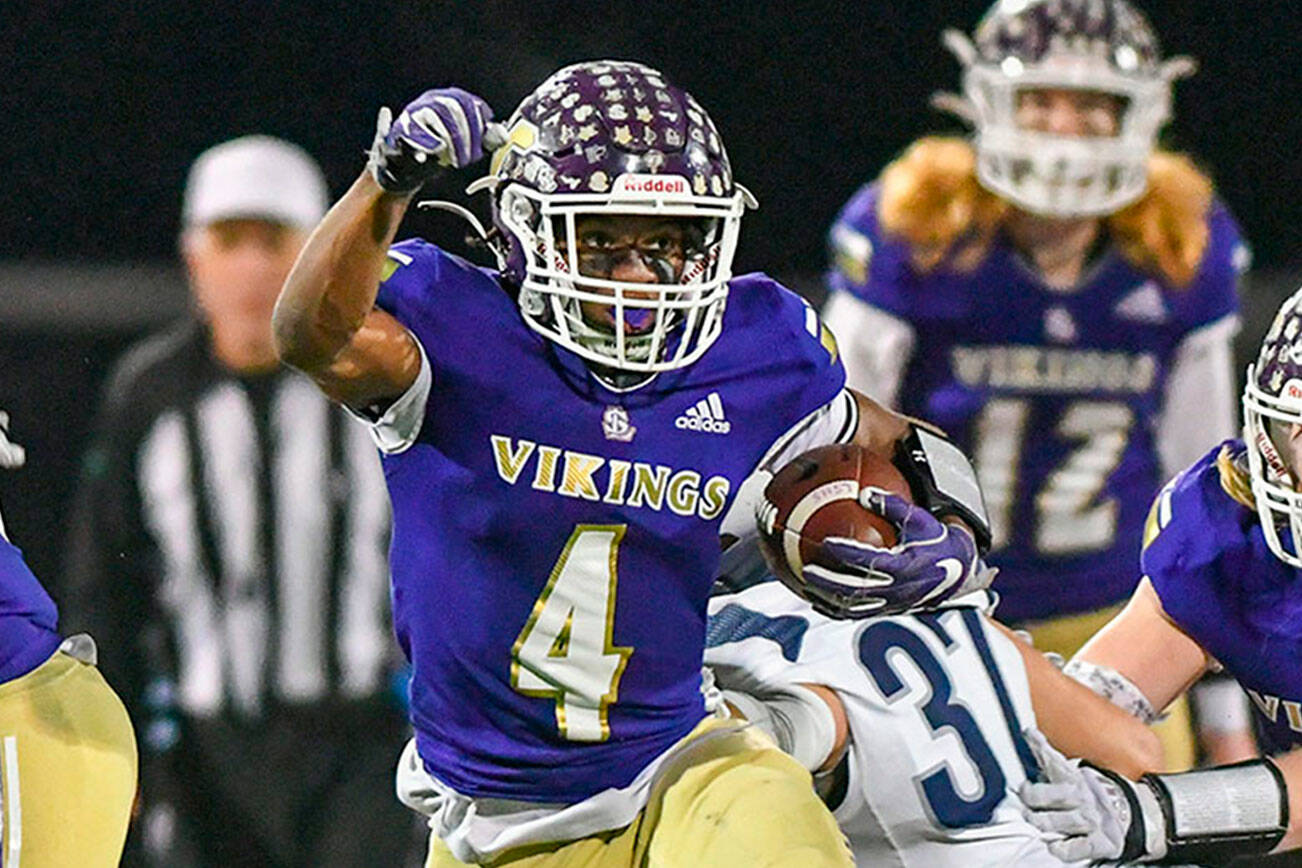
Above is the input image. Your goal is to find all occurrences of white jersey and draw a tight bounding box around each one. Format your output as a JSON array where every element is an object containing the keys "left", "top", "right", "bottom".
[{"left": 705, "top": 579, "right": 1078, "bottom": 867}]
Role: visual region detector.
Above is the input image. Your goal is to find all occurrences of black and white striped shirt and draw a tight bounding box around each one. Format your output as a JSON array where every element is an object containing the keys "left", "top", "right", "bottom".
[{"left": 65, "top": 320, "right": 393, "bottom": 719}]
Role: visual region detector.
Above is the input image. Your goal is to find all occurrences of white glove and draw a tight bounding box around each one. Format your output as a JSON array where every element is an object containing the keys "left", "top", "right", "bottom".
[{"left": 1017, "top": 728, "right": 1157, "bottom": 862}]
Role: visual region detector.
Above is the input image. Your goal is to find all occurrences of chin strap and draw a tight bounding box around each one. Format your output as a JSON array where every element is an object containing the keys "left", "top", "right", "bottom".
[{"left": 415, "top": 200, "right": 499, "bottom": 252}]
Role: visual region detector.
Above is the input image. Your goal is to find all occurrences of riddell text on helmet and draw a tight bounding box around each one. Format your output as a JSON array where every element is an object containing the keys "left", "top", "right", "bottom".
[{"left": 613, "top": 175, "right": 689, "bottom": 195}]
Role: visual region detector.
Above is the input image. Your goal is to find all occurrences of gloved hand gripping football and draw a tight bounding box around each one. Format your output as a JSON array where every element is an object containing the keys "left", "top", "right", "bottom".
[{"left": 805, "top": 487, "right": 987, "bottom": 617}]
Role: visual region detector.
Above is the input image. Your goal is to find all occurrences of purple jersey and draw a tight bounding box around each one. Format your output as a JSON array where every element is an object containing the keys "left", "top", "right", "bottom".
[
  {"left": 376, "top": 240, "right": 844, "bottom": 802},
  {"left": 1144, "top": 443, "right": 1302, "bottom": 755},
  {"left": 829, "top": 183, "right": 1243, "bottom": 621},
  {"left": 0, "top": 535, "right": 60, "bottom": 683}
]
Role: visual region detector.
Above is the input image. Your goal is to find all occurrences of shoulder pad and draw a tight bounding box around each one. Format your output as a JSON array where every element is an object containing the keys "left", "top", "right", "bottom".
[
  {"left": 1163, "top": 198, "right": 1247, "bottom": 330},
  {"left": 1142, "top": 440, "right": 1246, "bottom": 572},
  {"left": 825, "top": 182, "right": 920, "bottom": 318},
  {"left": 728, "top": 273, "right": 840, "bottom": 369}
]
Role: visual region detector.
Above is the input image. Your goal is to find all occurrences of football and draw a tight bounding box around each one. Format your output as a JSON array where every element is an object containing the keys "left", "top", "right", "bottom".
[{"left": 756, "top": 443, "right": 913, "bottom": 590}]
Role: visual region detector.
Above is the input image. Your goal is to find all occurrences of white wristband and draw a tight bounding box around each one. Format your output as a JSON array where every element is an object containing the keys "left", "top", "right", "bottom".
[
  {"left": 1190, "top": 677, "right": 1254, "bottom": 735},
  {"left": 1063, "top": 658, "right": 1162, "bottom": 724}
]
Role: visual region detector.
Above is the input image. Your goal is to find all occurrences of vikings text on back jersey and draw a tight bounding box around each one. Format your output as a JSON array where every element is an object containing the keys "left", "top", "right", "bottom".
[
  {"left": 826, "top": 182, "right": 1247, "bottom": 621},
  {"left": 371, "top": 239, "right": 846, "bottom": 804}
]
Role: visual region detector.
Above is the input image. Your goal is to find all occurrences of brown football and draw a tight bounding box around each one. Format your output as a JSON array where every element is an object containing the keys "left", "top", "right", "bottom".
[{"left": 756, "top": 443, "right": 913, "bottom": 591}]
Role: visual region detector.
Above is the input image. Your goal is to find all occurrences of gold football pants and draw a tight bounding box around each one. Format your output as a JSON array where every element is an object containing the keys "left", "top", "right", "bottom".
[
  {"left": 426, "top": 717, "right": 852, "bottom": 867},
  {"left": 1023, "top": 605, "right": 1196, "bottom": 772},
  {"left": 0, "top": 648, "right": 137, "bottom": 867}
]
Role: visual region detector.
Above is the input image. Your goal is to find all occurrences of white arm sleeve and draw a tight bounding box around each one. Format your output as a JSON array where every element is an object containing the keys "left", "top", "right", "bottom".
[
  {"left": 820, "top": 290, "right": 916, "bottom": 408},
  {"left": 719, "top": 389, "right": 859, "bottom": 542},
  {"left": 347, "top": 337, "right": 432, "bottom": 455},
  {"left": 1157, "top": 314, "right": 1240, "bottom": 479},
  {"left": 720, "top": 684, "right": 839, "bottom": 772}
]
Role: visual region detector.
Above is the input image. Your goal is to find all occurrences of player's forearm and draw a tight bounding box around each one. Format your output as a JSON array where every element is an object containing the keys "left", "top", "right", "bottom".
[
  {"left": 721, "top": 681, "right": 845, "bottom": 772},
  {"left": 997, "top": 621, "right": 1163, "bottom": 778},
  {"left": 1072, "top": 579, "right": 1211, "bottom": 714},
  {"left": 273, "top": 171, "right": 413, "bottom": 373},
  {"left": 848, "top": 389, "right": 910, "bottom": 459}
]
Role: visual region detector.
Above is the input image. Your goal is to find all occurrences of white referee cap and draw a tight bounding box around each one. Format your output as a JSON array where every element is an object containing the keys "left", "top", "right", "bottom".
[{"left": 182, "top": 135, "right": 328, "bottom": 231}]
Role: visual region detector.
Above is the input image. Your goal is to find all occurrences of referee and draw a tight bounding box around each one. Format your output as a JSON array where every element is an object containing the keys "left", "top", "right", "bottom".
[{"left": 63, "top": 136, "right": 413, "bottom": 867}]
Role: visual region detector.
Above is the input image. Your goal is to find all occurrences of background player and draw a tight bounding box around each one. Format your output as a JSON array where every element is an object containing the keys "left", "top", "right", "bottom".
[
  {"left": 705, "top": 536, "right": 1161, "bottom": 865},
  {"left": 1015, "top": 286, "right": 1302, "bottom": 863},
  {"left": 820, "top": 0, "right": 1254, "bottom": 769},
  {"left": 0, "top": 414, "right": 136, "bottom": 866},
  {"left": 272, "top": 62, "right": 994, "bottom": 865}
]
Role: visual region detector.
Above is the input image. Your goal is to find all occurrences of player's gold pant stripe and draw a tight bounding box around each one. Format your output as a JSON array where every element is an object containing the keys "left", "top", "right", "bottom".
[{"left": 2, "top": 734, "right": 20, "bottom": 867}]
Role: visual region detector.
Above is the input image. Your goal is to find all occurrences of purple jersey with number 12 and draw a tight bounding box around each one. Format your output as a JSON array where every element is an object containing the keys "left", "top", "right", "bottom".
[
  {"left": 829, "top": 184, "right": 1244, "bottom": 621},
  {"left": 375, "top": 239, "right": 845, "bottom": 803}
]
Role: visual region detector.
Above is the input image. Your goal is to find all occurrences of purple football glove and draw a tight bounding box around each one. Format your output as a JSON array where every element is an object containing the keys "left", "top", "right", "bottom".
[
  {"left": 803, "top": 487, "right": 990, "bottom": 618},
  {"left": 367, "top": 88, "right": 506, "bottom": 193}
]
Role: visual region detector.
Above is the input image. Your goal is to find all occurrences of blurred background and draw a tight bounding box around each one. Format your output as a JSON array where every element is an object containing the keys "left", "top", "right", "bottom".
[{"left": 2, "top": 0, "right": 1300, "bottom": 580}]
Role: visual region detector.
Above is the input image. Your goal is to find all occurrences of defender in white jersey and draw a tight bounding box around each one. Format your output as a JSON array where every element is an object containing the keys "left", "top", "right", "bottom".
[{"left": 705, "top": 548, "right": 1160, "bottom": 866}]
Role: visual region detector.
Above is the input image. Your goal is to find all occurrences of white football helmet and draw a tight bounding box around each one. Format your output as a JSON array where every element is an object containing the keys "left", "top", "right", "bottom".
[
  {"left": 937, "top": 0, "right": 1195, "bottom": 218},
  {"left": 1243, "top": 287, "right": 1302, "bottom": 567}
]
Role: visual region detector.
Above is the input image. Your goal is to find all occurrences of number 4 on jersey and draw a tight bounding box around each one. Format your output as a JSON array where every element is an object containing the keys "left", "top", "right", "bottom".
[{"left": 511, "top": 525, "right": 633, "bottom": 742}]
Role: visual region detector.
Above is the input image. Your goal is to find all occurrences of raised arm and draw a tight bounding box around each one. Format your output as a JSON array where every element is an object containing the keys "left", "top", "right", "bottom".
[
  {"left": 273, "top": 88, "right": 499, "bottom": 411},
  {"left": 272, "top": 172, "right": 419, "bottom": 410}
]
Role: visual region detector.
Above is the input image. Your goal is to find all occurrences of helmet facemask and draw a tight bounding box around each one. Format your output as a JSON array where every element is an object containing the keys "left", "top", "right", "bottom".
[
  {"left": 937, "top": 2, "right": 1195, "bottom": 218},
  {"left": 468, "top": 60, "right": 755, "bottom": 381},
  {"left": 1243, "top": 365, "right": 1302, "bottom": 568},
  {"left": 496, "top": 181, "right": 747, "bottom": 374}
]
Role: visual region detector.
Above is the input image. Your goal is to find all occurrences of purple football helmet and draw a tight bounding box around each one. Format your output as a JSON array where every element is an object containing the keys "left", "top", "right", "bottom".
[
  {"left": 467, "top": 60, "right": 755, "bottom": 374},
  {"left": 937, "top": 0, "right": 1195, "bottom": 217},
  {"left": 1244, "top": 287, "right": 1302, "bottom": 567}
]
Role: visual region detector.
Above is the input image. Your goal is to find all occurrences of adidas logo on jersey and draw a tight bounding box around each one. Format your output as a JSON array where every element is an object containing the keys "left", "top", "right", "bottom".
[
  {"left": 1113, "top": 281, "right": 1169, "bottom": 324},
  {"left": 675, "top": 393, "right": 731, "bottom": 434}
]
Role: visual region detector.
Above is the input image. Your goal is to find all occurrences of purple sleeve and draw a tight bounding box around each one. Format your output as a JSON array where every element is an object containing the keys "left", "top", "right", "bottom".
[
  {"left": 772, "top": 283, "right": 849, "bottom": 435},
  {"left": 1141, "top": 446, "right": 1246, "bottom": 650},
  {"left": 733, "top": 273, "right": 848, "bottom": 437},
  {"left": 1168, "top": 198, "right": 1247, "bottom": 333},
  {"left": 824, "top": 182, "right": 917, "bottom": 319}
]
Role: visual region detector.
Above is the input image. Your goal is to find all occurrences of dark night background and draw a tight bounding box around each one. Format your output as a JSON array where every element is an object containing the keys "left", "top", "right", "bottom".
[{"left": 1, "top": 0, "right": 1300, "bottom": 582}]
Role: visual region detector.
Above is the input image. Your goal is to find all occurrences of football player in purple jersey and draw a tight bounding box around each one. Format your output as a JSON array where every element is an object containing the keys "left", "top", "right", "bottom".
[
  {"left": 0, "top": 415, "right": 137, "bottom": 865},
  {"left": 821, "top": 0, "right": 1254, "bottom": 770},
  {"left": 273, "top": 63, "right": 995, "bottom": 865},
  {"left": 1014, "top": 287, "right": 1302, "bottom": 863}
]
